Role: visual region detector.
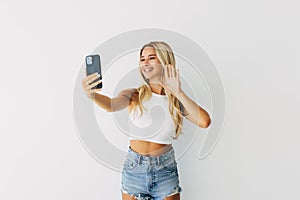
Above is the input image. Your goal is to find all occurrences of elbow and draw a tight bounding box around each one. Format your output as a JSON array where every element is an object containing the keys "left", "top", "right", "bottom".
[
  {"left": 199, "top": 117, "right": 211, "bottom": 128},
  {"left": 205, "top": 118, "right": 211, "bottom": 128},
  {"left": 197, "top": 107, "right": 211, "bottom": 128}
]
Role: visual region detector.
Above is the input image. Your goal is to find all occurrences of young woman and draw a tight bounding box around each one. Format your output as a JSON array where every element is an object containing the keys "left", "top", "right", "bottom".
[{"left": 81, "top": 41, "right": 211, "bottom": 200}]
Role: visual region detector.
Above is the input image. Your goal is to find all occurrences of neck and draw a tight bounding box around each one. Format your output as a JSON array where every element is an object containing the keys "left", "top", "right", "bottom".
[{"left": 149, "top": 83, "right": 164, "bottom": 95}]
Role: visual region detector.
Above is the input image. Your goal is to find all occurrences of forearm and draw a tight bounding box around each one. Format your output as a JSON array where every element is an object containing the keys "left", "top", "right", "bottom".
[
  {"left": 92, "top": 93, "right": 112, "bottom": 112},
  {"left": 92, "top": 91, "right": 131, "bottom": 112},
  {"left": 175, "top": 89, "right": 211, "bottom": 128}
]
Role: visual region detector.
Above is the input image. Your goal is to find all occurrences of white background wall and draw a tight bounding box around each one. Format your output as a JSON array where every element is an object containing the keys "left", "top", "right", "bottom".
[{"left": 1, "top": 0, "right": 299, "bottom": 199}]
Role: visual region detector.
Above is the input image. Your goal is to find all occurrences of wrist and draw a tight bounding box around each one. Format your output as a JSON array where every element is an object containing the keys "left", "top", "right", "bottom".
[
  {"left": 175, "top": 89, "right": 184, "bottom": 98},
  {"left": 89, "top": 93, "right": 97, "bottom": 102}
]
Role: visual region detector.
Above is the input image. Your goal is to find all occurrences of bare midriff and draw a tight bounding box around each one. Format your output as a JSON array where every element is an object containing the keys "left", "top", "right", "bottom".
[{"left": 130, "top": 140, "right": 172, "bottom": 156}]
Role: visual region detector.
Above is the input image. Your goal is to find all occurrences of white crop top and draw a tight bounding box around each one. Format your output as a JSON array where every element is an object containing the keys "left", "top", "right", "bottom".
[{"left": 128, "top": 92, "right": 176, "bottom": 144}]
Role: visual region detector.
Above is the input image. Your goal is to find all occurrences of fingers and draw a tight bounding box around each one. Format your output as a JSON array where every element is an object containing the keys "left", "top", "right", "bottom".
[
  {"left": 170, "top": 65, "right": 175, "bottom": 77},
  {"left": 164, "top": 64, "right": 178, "bottom": 78},
  {"left": 166, "top": 65, "right": 170, "bottom": 77},
  {"left": 87, "top": 79, "right": 102, "bottom": 89},
  {"left": 81, "top": 72, "right": 101, "bottom": 88},
  {"left": 163, "top": 65, "right": 171, "bottom": 78},
  {"left": 81, "top": 72, "right": 102, "bottom": 99},
  {"left": 83, "top": 72, "right": 100, "bottom": 85}
]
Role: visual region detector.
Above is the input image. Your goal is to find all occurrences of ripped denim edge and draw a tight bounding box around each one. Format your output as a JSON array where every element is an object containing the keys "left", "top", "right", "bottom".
[
  {"left": 164, "top": 185, "right": 182, "bottom": 198},
  {"left": 121, "top": 188, "right": 152, "bottom": 200},
  {"left": 121, "top": 186, "right": 182, "bottom": 199}
]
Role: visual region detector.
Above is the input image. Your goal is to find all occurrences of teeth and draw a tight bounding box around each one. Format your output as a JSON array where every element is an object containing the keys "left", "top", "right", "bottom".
[{"left": 144, "top": 68, "right": 153, "bottom": 72}]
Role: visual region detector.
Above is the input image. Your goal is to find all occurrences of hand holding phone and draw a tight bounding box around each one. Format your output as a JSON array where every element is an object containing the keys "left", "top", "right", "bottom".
[
  {"left": 85, "top": 54, "right": 102, "bottom": 89},
  {"left": 81, "top": 54, "right": 103, "bottom": 99}
]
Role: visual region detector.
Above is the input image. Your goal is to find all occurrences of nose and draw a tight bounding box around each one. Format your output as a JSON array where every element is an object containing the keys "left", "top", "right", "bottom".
[{"left": 144, "top": 58, "right": 149, "bottom": 65}]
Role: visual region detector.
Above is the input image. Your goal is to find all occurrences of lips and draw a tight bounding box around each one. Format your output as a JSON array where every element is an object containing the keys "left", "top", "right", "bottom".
[{"left": 144, "top": 67, "right": 153, "bottom": 72}]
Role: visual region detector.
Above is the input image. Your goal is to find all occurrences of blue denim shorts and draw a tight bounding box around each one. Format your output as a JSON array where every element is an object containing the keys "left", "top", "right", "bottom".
[{"left": 121, "top": 146, "right": 182, "bottom": 200}]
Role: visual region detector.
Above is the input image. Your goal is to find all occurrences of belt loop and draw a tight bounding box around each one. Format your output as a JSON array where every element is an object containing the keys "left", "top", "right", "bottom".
[
  {"left": 138, "top": 155, "right": 141, "bottom": 165},
  {"left": 157, "top": 156, "right": 160, "bottom": 166}
]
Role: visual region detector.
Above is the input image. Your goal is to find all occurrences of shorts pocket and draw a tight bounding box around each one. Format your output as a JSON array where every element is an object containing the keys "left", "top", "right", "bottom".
[
  {"left": 124, "top": 157, "right": 139, "bottom": 170},
  {"left": 162, "top": 159, "right": 177, "bottom": 172}
]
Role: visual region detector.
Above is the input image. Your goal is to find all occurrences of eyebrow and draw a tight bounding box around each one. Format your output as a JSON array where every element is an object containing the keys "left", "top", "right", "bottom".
[{"left": 141, "top": 54, "right": 156, "bottom": 58}]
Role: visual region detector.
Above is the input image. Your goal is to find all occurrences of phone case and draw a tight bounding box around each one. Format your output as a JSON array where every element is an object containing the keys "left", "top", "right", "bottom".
[{"left": 85, "top": 54, "right": 102, "bottom": 89}]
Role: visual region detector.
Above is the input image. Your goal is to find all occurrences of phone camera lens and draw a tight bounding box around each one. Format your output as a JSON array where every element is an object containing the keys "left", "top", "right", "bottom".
[{"left": 86, "top": 56, "right": 93, "bottom": 65}]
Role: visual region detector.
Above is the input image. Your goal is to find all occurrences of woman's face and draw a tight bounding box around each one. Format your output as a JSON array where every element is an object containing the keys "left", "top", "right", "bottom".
[{"left": 140, "top": 47, "right": 163, "bottom": 82}]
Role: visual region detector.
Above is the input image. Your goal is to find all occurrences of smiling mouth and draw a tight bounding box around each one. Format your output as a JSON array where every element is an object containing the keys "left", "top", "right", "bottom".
[{"left": 144, "top": 68, "right": 154, "bottom": 72}]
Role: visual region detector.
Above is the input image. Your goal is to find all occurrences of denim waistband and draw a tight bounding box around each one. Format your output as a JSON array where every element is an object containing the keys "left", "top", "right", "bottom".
[{"left": 127, "top": 146, "right": 175, "bottom": 165}]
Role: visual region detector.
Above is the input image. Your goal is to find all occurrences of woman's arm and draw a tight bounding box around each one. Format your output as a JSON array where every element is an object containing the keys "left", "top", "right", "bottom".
[
  {"left": 160, "top": 65, "right": 211, "bottom": 128},
  {"left": 92, "top": 88, "right": 136, "bottom": 112},
  {"left": 82, "top": 73, "right": 136, "bottom": 112},
  {"left": 176, "top": 90, "right": 211, "bottom": 128}
]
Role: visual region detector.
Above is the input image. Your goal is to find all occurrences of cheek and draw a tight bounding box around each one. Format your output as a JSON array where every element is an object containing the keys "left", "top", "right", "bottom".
[
  {"left": 154, "top": 66, "right": 163, "bottom": 74},
  {"left": 153, "top": 59, "right": 160, "bottom": 64}
]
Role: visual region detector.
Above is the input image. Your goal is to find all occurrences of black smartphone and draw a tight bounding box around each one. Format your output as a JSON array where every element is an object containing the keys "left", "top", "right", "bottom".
[{"left": 85, "top": 54, "right": 102, "bottom": 89}]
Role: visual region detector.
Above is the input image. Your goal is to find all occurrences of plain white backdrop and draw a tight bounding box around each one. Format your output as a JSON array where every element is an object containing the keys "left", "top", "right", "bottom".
[{"left": 0, "top": 0, "right": 299, "bottom": 199}]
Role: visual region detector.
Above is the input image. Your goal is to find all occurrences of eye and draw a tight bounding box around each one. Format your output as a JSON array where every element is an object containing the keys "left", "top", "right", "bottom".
[
  {"left": 140, "top": 59, "right": 145, "bottom": 61},
  {"left": 150, "top": 57, "right": 156, "bottom": 59}
]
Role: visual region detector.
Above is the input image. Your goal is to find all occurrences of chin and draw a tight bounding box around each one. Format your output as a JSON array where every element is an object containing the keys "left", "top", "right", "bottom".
[
  {"left": 143, "top": 74, "right": 153, "bottom": 79},
  {"left": 143, "top": 72, "right": 161, "bottom": 81}
]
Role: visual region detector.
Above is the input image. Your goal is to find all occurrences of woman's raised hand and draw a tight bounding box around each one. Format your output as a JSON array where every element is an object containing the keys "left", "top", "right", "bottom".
[
  {"left": 160, "top": 64, "right": 181, "bottom": 96},
  {"left": 81, "top": 72, "right": 102, "bottom": 100}
]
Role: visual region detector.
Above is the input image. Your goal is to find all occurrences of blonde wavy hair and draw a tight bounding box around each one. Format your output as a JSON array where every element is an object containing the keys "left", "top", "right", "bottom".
[{"left": 129, "top": 41, "right": 185, "bottom": 139}]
